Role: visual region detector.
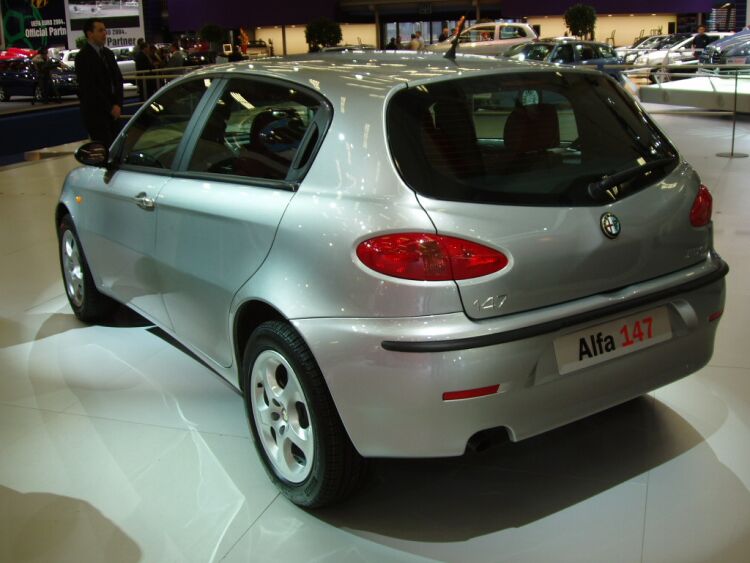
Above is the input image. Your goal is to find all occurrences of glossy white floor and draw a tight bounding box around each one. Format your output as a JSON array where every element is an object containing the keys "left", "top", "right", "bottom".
[{"left": 1, "top": 107, "right": 749, "bottom": 563}]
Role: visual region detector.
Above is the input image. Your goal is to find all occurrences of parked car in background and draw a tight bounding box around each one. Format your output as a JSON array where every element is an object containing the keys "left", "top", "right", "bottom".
[
  {"left": 57, "top": 52, "right": 726, "bottom": 508},
  {"left": 503, "top": 39, "right": 624, "bottom": 81},
  {"left": 700, "top": 28, "right": 750, "bottom": 65},
  {"left": 697, "top": 34, "right": 750, "bottom": 76},
  {"left": 630, "top": 31, "right": 733, "bottom": 81},
  {"left": 0, "top": 47, "right": 38, "bottom": 60},
  {"left": 59, "top": 47, "right": 136, "bottom": 78},
  {"left": 426, "top": 21, "right": 536, "bottom": 55},
  {"left": 0, "top": 57, "right": 77, "bottom": 102},
  {"left": 245, "top": 40, "right": 271, "bottom": 58},
  {"left": 184, "top": 50, "right": 217, "bottom": 66}
]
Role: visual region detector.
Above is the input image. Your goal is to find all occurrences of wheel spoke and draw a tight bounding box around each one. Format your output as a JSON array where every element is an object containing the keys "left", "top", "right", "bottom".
[{"left": 286, "top": 427, "right": 314, "bottom": 464}]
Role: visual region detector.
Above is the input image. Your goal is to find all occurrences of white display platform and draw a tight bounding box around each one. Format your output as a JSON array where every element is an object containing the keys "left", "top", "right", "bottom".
[{"left": 639, "top": 75, "right": 750, "bottom": 112}]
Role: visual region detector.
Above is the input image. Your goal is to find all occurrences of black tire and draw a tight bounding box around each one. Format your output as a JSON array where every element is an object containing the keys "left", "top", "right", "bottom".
[
  {"left": 242, "top": 321, "right": 366, "bottom": 508},
  {"left": 58, "top": 214, "right": 117, "bottom": 322},
  {"left": 0, "top": 86, "right": 9, "bottom": 102},
  {"left": 33, "top": 84, "right": 43, "bottom": 103}
]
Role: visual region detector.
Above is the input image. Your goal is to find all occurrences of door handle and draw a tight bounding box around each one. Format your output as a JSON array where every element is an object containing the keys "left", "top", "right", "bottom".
[{"left": 134, "top": 192, "right": 155, "bottom": 210}]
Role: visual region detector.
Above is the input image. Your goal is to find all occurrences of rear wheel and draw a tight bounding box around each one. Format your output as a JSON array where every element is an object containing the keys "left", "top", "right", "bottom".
[
  {"left": 58, "top": 214, "right": 117, "bottom": 322},
  {"left": 242, "top": 321, "right": 366, "bottom": 507}
]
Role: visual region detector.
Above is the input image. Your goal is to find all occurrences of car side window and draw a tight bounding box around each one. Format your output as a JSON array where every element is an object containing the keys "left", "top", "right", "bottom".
[
  {"left": 597, "top": 44, "right": 615, "bottom": 58},
  {"left": 462, "top": 26, "right": 495, "bottom": 43},
  {"left": 553, "top": 45, "right": 574, "bottom": 64},
  {"left": 576, "top": 44, "right": 597, "bottom": 61},
  {"left": 119, "top": 79, "right": 211, "bottom": 170},
  {"left": 501, "top": 26, "right": 525, "bottom": 39},
  {"left": 186, "top": 78, "right": 320, "bottom": 181}
]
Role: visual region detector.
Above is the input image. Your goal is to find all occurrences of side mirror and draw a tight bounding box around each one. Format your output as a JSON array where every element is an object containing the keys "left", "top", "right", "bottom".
[{"left": 75, "top": 141, "right": 109, "bottom": 167}]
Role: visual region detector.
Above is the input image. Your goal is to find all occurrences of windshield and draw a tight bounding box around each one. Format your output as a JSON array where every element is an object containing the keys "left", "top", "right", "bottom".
[
  {"left": 505, "top": 43, "right": 552, "bottom": 60},
  {"left": 387, "top": 71, "right": 678, "bottom": 206},
  {"left": 657, "top": 34, "right": 692, "bottom": 48}
]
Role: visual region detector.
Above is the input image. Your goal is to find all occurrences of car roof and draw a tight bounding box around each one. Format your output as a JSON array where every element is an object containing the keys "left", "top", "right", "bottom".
[{"left": 188, "top": 51, "right": 594, "bottom": 99}]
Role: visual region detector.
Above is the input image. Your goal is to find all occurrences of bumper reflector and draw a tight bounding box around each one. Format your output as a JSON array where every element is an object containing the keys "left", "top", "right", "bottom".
[
  {"left": 708, "top": 310, "right": 723, "bottom": 322},
  {"left": 443, "top": 384, "right": 500, "bottom": 401}
]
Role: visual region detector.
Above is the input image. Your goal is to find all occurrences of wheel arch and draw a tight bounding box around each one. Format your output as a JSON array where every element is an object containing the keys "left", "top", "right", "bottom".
[
  {"left": 55, "top": 203, "right": 72, "bottom": 232},
  {"left": 233, "top": 299, "right": 285, "bottom": 391}
]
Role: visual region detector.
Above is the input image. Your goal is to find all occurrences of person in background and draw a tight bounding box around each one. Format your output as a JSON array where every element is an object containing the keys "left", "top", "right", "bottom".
[
  {"left": 166, "top": 42, "right": 185, "bottom": 67},
  {"left": 75, "top": 18, "right": 123, "bottom": 146},
  {"left": 132, "top": 37, "right": 146, "bottom": 57},
  {"left": 134, "top": 42, "right": 156, "bottom": 101},
  {"left": 415, "top": 30, "right": 425, "bottom": 49},
  {"left": 32, "top": 47, "right": 54, "bottom": 103},
  {"left": 408, "top": 33, "right": 420, "bottom": 50},
  {"left": 438, "top": 27, "right": 450, "bottom": 42},
  {"left": 691, "top": 25, "right": 711, "bottom": 53},
  {"left": 385, "top": 37, "right": 398, "bottom": 50}
]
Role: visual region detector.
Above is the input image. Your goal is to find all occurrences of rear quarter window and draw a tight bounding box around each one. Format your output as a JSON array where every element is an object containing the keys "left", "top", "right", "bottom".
[{"left": 387, "top": 71, "right": 678, "bottom": 206}]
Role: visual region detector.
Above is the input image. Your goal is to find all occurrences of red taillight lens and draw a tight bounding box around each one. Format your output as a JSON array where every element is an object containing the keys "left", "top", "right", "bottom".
[
  {"left": 690, "top": 184, "right": 713, "bottom": 227},
  {"left": 356, "top": 233, "right": 509, "bottom": 281}
]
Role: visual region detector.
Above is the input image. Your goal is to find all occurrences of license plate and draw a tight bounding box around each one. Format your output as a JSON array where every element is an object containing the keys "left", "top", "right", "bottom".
[
  {"left": 554, "top": 307, "right": 672, "bottom": 375},
  {"left": 727, "top": 57, "right": 747, "bottom": 64}
]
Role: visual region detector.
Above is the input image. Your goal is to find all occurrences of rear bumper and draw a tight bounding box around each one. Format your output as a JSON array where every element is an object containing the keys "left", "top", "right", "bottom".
[{"left": 293, "top": 257, "right": 726, "bottom": 458}]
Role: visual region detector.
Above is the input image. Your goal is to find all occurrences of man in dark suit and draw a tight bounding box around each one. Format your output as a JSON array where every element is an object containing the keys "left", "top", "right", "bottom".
[{"left": 75, "top": 18, "right": 124, "bottom": 146}]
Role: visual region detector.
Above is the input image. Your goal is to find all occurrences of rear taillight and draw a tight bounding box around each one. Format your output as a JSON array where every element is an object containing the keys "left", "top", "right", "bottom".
[
  {"left": 690, "top": 184, "right": 713, "bottom": 227},
  {"left": 356, "top": 233, "right": 508, "bottom": 281}
]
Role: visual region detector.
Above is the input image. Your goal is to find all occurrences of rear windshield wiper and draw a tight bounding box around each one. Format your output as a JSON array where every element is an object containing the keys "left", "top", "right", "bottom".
[{"left": 587, "top": 156, "right": 677, "bottom": 201}]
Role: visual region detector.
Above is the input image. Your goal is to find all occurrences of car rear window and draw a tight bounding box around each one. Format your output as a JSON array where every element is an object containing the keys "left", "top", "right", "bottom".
[{"left": 387, "top": 71, "right": 678, "bottom": 206}]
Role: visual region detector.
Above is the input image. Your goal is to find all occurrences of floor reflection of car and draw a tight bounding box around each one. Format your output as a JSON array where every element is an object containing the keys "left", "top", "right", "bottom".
[
  {"left": 503, "top": 40, "right": 624, "bottom": 81},
  {"left": 426, "top": 22, "right": 536, "bottom": 55},
  {"left": 57, "top": 52, "right": 726, "bottom": 509},
  {"left": 0, "top": 57, "right": 77, "bottom": 102}
]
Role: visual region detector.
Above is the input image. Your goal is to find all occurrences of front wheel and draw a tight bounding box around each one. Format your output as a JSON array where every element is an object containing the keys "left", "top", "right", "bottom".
[
  {"left": 58, "top": 214, "right": 117, "bottom": 322},
  {"left": 242, "top": 321, "right": 366, "bottom": 507}
]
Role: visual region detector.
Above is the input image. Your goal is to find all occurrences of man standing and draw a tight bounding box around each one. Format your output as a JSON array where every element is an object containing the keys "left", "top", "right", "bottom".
[
  {"left": 75, "top": 18, "right": 124, "bottom": 146},
  {"left": 691, "top": 25, "right": 711, "bottom": 53}
]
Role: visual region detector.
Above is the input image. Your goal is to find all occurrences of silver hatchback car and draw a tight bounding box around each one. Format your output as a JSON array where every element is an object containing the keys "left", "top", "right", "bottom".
[{"left": 57, "top": 53, "right": 727, "bottom": 507}]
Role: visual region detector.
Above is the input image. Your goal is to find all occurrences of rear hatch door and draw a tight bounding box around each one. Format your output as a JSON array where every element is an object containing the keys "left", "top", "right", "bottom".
[{"left": 387, "top": 69, "right": 712, "bottom": 320}]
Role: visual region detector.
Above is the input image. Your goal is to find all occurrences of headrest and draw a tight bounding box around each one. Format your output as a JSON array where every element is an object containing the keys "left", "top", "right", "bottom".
[{"left": 503, "top": 103, "right": 560, "bottom": 153}]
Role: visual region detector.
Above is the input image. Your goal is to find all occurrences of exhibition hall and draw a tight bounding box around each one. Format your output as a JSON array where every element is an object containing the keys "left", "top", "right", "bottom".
[{"left": 1, "top": 1, "right": 749, "bottom": 561}]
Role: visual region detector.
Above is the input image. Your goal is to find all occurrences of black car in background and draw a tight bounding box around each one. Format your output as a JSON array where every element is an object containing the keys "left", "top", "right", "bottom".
[
  {"left": 0, "top": 58, "right": 78, "bottom": 102},
  {"left": 503, "top": 40, "right": 625, "bottom": 81}
]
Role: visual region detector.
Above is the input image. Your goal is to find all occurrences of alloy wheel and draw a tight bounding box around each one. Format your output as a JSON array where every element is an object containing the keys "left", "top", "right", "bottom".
[
  {"left": 250, "top": 349, "right": 314, "bottom": 483},
  {"left": 61, "top": 230, "right": 85, "bottom": 307}
]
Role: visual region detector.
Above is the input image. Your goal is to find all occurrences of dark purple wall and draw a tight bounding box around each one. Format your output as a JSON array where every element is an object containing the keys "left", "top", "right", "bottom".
[
  {"left": 502, "top": 1, "right": 715, "bottom": 18},
  {"left": 166, "top": 0, "right": 337, "bottom": 31},
  {"left": 166, "top": 0, "right": 720, "bottom": 32}
]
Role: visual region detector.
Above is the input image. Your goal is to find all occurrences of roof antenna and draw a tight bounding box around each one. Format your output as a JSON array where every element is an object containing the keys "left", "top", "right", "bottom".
[{"left": 444, "top": 15, "right": 467, "bottom": 60}]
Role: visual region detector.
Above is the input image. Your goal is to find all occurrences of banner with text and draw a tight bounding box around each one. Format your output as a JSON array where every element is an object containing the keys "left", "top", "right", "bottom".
[
  {"left": 64, "top": 0, "right": 144, "bottom": 48},
  {"left": 1, "top": 0, "right": 68, "bottom": 50}
]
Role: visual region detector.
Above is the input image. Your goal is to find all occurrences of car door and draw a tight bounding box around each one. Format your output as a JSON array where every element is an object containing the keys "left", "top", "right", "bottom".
[
  {"left": 74, "top": 78, "right": 213, "bottom": 328},
  {"left": 155, "top": 76, "right": 329, "bottom": 367},
  {"left": 8, "top": 60, "right": 31, "bottom": 97}
]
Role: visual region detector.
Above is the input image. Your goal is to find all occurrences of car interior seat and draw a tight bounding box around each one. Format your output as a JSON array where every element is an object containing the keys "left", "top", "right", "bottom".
[{"left": 503, "top": 103, "right": 560, "bottom": 154}]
